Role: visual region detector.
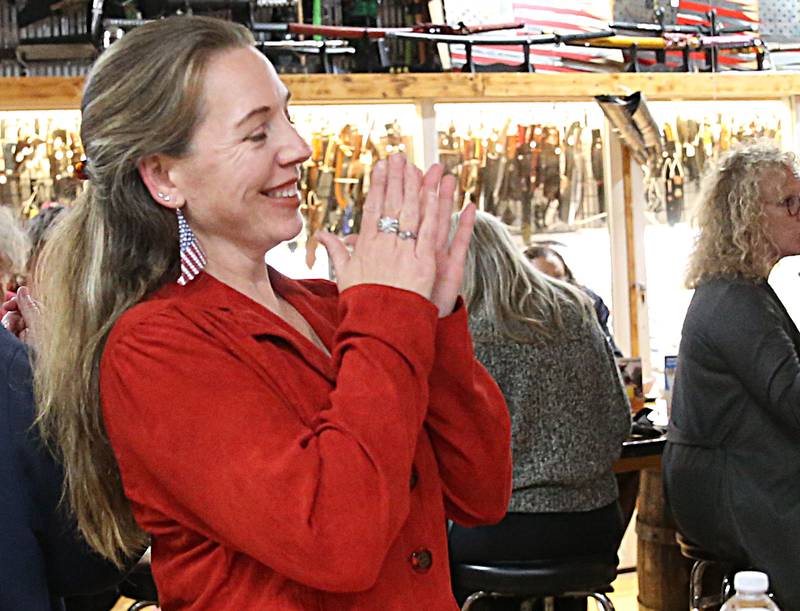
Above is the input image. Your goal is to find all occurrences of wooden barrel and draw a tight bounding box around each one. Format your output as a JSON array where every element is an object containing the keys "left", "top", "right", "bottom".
[{"left": 636, "top": 468, "right": 692, "bottom": 611}]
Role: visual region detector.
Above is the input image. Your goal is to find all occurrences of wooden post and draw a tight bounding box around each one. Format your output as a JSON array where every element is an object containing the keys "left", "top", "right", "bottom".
[
  {"left": 622, "top": 145, "right": 640, "bottom": 357},
  {"left": 636, "top": 469, "right": 692, "bottom": 611}
]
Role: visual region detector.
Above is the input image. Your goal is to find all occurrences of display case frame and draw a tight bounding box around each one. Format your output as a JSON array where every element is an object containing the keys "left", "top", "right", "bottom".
[{"left": 4, "top": 72, "right": 800, "bottom": 110}]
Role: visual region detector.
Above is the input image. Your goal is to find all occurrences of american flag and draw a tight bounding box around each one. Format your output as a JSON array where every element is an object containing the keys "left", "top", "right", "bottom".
[
  {"left": 443, "top": 0, "right": 621, "bottom": 72},
  {"left": 671, "top": 0, "right": 760, "bottom": 70},
  {"left": 675, "top": 0, "right": 758, "bottom": 29},
  {"left": 177, "top": 209, "right": 207, "bottom": 286},
  {"left": 443, "top": 0, "right": 762, "bottom": 72},
  {"left": 616, "top": 0, "right": 760, "bottom": 71}
]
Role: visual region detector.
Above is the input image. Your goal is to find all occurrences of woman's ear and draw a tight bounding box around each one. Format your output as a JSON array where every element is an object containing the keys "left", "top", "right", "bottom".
[{"left": 139, "top": 154, "right": 183, "bottom": 210}]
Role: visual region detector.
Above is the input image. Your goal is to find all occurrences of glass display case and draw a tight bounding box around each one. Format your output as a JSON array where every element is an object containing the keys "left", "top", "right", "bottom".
[
  {"left": 434, "top": 101, "right": 615, "bottom": 333},
  {"left": 0, "top": 109, "right": 84, "bottom": 215},
  {"left": 287, "top": 103, "right": 420, "bottom": 274},
  {"left": 643, "top": 99, "right": 793, "bottom": 390},
  {"left": 1, "top": 73, "right": 797, "bottom": 370}
]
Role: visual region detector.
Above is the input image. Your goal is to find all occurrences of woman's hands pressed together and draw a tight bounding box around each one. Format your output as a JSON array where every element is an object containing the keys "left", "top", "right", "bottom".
[{"left": 317, "top": 154, "right": 476, "bottom": 317}]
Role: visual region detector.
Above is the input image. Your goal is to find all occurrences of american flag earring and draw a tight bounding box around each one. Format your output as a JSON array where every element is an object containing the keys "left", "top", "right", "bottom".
[{"left": 176, "top": 208, "right": 207, "bottom": 286}]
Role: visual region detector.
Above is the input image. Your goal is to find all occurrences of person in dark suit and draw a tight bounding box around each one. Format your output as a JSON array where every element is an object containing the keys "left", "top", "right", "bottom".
[
  {"left": 663, "top": 141, "right": 800, "bottom": 609},
  {"left": 0, "top": 328, "right": 126, "bottom": 610}
]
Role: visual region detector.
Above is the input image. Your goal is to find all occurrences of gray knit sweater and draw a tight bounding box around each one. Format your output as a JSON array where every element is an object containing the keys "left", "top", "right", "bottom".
[{"left": 469, "top": 306, "right": 631, "bottom": 513}]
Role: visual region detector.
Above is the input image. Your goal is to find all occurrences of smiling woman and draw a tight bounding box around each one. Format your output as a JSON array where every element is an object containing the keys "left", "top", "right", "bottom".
[
  {"left": 138, "top": 49, "right": 312, "bottom": 265},
  {"left": 31, "top": 15, "right": 512, "bottom": 611}
]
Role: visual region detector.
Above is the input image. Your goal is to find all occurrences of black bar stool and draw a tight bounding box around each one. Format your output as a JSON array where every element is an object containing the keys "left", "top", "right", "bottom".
[
  {"left": 118, "top": 549, "right": 159, "bottom": 611},
  {"left": 452, "top": 555, "right": 617, "bottom": 611},
  {"left": 675, "top": 532, "right": 742, "bottom": 610}
]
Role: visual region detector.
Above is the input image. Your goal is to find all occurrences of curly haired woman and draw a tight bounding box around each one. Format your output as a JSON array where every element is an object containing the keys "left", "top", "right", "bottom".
[{"left": 664, "top": 141, "right": 800, "bottom": 608}]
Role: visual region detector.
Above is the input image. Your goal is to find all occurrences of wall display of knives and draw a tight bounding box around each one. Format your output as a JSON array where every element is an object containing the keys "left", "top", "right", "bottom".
[
  {"left": 433, "top": 100, "right": 788, "bottom": 237},
  {"left": 434, "top": 103, "right": 607, "bottom": 245},
  {"left": 0, "top": 110, "right": 85, "bottom": 217},
  {"left": 647, "top": 100, "right": 786, "bottom": 225},
  {"left": 0, "top": 99, "right": 786, "bottom": 237},
  {"left": 290, "top": 104, "right": 417, "bottom": 268}
]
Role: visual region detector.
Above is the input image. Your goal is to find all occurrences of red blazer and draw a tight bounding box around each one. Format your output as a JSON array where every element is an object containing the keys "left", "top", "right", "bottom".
[{"left": 100, "top": 268, "right": 511, "bottom": 610}]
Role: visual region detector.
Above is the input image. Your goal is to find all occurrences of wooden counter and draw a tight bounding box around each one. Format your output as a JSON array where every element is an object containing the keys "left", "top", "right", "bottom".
[{"left": 615, "top": 434, "right": 666, "bottom": 474}]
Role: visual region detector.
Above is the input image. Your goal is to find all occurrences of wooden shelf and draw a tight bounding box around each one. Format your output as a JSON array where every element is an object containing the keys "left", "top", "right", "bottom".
[
  {"left": 2, "top": 71, "right": 800, "bottom": 110},
  {"left": 0, "top": 77, "right": 85, "bottom": 110},
  {"left": 283, "top": 72, "right": 800, "bottom": 103}
]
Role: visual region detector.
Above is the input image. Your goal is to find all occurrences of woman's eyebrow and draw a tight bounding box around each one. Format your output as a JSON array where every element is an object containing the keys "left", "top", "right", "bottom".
[
  {"left": 235, "top": 90, "right": 292, "bottom": 127},
  {"left": 235, "top": 106, "right": 271, "bottom": 128}
]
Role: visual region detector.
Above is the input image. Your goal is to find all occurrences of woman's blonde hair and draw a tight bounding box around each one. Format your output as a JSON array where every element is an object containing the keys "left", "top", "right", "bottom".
[
  {"left": 34, "top": 16, "right": 254, "bottom": 566},
  {"left": 459, "top": 210, "right": 594, "bottom": 342},
  {"left": 686, "top": 140, "right": 796, "bottom": 288},
  {"left": 0, "top": 205, "right": 30, "bottom": 278}
]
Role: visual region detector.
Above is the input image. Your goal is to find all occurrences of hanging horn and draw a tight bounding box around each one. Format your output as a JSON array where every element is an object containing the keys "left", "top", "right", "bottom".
[
  {"left": 628, "top": 92, "right": 664, "bottom": 156},
  {"left": 596, "top": 94, "right": 648, "bottom": 165},
  {"left": 595, "top": 91, "right": 663, "bottom": 165}
]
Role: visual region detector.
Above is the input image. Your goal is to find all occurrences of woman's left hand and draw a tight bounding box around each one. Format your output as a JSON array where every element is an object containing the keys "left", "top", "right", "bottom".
[{"left": 421, "top": 165, "right": 476, "bottom": 318}]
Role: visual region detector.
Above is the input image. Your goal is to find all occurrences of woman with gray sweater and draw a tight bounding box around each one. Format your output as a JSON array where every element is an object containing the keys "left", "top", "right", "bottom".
[{"left": 449, "top": 212, "right": 630, "bottom": 608}]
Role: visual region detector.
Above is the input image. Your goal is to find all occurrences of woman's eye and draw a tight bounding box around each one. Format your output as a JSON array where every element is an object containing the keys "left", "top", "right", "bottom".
[{"left": 246, "top": 131, "right": 267, "bottom": 143}]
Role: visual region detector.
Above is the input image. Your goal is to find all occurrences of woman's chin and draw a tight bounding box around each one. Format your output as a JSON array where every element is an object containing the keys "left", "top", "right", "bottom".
[{"left": 261, "top": 216, "right": 304, "bottom": 252}]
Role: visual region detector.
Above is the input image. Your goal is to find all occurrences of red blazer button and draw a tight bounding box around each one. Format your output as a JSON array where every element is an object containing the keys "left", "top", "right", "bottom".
[{"left": 409, "top": 548, "right": 432, "bottom": 573}]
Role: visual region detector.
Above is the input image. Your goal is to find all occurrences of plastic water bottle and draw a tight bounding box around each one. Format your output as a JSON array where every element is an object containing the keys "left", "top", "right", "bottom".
[{"left": 720, "top": 571, "right": 780, "bottom": 610}]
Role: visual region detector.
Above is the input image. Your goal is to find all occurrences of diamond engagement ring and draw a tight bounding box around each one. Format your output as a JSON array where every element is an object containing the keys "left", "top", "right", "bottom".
[
  {"left": 377, "top": 216, "right": 400, "bottom": 234},
  {"left": 398, "top": 230, "right": 418, "bottom": 241}
]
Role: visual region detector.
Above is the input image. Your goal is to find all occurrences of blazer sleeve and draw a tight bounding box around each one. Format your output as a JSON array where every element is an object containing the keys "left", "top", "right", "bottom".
[
  {"left": 100, "top": 285, "right": 437, "bottom": 593},
  {"left": 7, "top": 342, "right": 126, "bottom": 597},
  {"left": 424, "top": 301, "right": 512, "bottom": 526},
  {"left": 702, "top": 283, "right": 800, "bottom": 432}
]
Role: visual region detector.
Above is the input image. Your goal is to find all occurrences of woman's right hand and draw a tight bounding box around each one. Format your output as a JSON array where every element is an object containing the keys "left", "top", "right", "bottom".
[
  {"left": 1, "top": 286, "right": 41, "bottom": 344},
  {"left": 317, "top": 154, "right": 441, "bottom": 301}
]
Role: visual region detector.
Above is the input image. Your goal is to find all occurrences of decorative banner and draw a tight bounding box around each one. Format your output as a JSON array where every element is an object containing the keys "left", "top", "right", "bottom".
[{"left": 443, "top": 0, "right": 622, "bottom": 72}]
